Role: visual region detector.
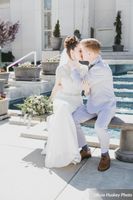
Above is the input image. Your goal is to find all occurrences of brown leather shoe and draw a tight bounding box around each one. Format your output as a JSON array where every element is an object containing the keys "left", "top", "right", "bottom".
[
  {"left": 98, "top": 154, "right": 110, "bottom": 171},
  {"left": 80, "top": 149, "right": 92, "bottom": 160}
]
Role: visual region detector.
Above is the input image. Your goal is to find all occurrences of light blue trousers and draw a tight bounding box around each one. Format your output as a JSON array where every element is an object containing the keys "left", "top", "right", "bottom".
[{"left": 72, "top": 105, "right": 116, "bottom": 154}]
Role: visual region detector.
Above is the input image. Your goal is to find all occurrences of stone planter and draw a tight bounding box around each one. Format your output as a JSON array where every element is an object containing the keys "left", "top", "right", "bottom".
[
  {"left": 0, "top": 72, "right": 10, "bottom": 84},
  {"left": 112, "top": 45, "right": 124, "bottom": 52},
  {"left": 0, "top": 79, "right": 5, "bottom": 93},
  {"left": 41, "top": 62, "right": 59, "bottom": 75},
  {"left": 0, "top": 98, "right": 9, "bottom": 116},
  {"left": 14, "top": 66, "right": 42, "bottom": 81},
  {"left": 51, "top": 37, "right": 62, "bottom": 50}
]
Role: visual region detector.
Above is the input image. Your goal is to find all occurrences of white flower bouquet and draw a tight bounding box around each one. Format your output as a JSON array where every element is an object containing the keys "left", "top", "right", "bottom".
[
  {"left": 46, "top": 57, "right": 60, "bottom": 62},
  {"left": 18, "top": 62, "right": 34, "bottom": 68},
  {"left": 17, "top": 95, "right": 53, "bottom": 117}
]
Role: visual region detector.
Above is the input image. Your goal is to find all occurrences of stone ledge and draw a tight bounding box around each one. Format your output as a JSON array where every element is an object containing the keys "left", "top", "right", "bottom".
[
  {"left": 0, "top": 113, "right": 10, "bottom": 121},
  {"left": 82, "top": 114, "right": 133, "bottom": 130},
  {"left": 20, "top": 122, "right": 119, "bottom": 149},
  {"left": 9, "top": 116, "right": 39, "bottom": 126}
]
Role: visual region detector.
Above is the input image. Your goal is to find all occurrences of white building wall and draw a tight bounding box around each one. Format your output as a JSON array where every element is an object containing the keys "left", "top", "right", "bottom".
[
  {"left": 0, "top": 1, "right": 10, "bottom": 21},
  {"left": 89, "top": 0, "right": 95, "bottom": 37},
  {"left": 0, "top": 1, "right": 11, "bottom": 51},
  {"left": 1, "top": 0, "right": 133, "bottom": 59},
  {"left": 10, "top": 0, "right": 42, "bottom": 61},
  {"left": 129, "top": 1, "right": 133, "bottom": 52},
  {"left": 94, "top": 0, "right": 116, "bottom": 47},
  {"left": 52, "top": 0, "right": 89, "bottom": 39},
  {"left": 116, "top": 0, "right": 131, "bottom": 51}
]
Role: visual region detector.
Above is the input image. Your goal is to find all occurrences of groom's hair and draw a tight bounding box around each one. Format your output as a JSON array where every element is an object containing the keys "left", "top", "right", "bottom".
[{"left": 80, "top": 38, "right": 101, "bottom": 53}]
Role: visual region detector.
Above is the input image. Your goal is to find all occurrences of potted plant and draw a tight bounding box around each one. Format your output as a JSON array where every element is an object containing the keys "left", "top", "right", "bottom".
[
  {"left": 41, "top": 56, "right": 60, "bottom": 75},
  {"left": 51, "top": 20, "right": 62, "bottom": 50},
  {"left": 0, "top": 19, "right": 19, "bottom": 84},
  {"left": 74, "top": 29, "right": 81, "bottom": 40},
  {"left": 113, "top": 11, "right": 124, "bottom": 52},
  {"left": 14, "top": 62, "right": 42, "bottom": 81}
]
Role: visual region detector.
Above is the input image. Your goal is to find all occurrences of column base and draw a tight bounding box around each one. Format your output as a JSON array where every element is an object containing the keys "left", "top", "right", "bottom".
[{"left": 115, "top": 148, "right": 133, "bottom": 163}]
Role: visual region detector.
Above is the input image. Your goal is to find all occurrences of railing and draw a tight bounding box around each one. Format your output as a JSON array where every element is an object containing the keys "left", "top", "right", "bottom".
[{"left": 6, "top": 51, "right": 37, "bottom": 72}]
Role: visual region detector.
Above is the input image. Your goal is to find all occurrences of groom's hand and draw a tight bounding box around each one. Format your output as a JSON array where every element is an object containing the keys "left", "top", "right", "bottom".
[{"left": 82, "top": 80, "right": 90, "bottom": 96}]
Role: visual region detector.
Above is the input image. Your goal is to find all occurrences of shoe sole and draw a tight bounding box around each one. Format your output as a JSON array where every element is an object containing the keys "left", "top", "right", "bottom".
[
  {"left": 81, "top": 154, "right": 92, "bottom": 161},
  {"left": 98, "top": 164, "right": 110, "bottom": 172}
]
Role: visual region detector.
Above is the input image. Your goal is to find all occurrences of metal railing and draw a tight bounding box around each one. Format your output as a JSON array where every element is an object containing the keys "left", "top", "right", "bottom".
[{"left": 6, "top": 51, "right": 37, "bottom": 72}]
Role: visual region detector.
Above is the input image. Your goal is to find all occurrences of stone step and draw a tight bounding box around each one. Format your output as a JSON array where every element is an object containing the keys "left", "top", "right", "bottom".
[
  {"left": 127, "top": 71, "right": 133, "bottom": 74},
  {"left": 116, "top": 108, "right": 133, "bottom": 115},
  {"left": 113, "top": 76, "right": 133, "bottom": 82},
  {"left": 114, "top": 89, "right": 133, "bottom": 98},
  {"left": 5, "top": 78, "right": 54, "bottom": 101},
  {"left": 116, "top": 101, "right": 133, "bottom": 109},
  {"left": 114, "top": 82, "right": 133, "bottom": 89}
]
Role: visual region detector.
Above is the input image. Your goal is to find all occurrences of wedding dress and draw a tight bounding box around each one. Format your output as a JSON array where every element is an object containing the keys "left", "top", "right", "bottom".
[{"left": 44, "top": 50, "right": 88, "bottom": 168}]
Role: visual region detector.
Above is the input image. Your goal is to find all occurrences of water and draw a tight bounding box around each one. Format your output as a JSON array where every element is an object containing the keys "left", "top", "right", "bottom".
[
  {"left": 82, "top": 126, "right": 120, "bottom": 139},
  {"left": 9, "top": 73, "right": 133, "bottom": 139}
]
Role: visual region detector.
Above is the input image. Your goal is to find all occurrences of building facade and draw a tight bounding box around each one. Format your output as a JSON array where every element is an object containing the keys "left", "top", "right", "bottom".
[{"left": 0, "top": 0, "right": 133, "bottom": 60}]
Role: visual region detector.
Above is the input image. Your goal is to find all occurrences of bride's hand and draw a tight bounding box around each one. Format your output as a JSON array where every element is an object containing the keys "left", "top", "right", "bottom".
[{"left": 82, "top": 80, "right": 90, "bottom": 96}]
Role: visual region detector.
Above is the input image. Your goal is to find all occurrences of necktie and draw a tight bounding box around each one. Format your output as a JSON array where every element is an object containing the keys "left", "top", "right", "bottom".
[{"left": 88, "top": 64, "right": 95, "bottom": 70}]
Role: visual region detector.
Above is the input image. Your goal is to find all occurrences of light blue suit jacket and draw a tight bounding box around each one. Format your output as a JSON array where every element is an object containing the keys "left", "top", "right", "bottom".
[{"left": 71, "top": 56, "right": 116, "bottom": 114}]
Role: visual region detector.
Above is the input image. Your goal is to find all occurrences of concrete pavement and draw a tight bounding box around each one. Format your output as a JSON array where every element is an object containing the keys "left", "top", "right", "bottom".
[{"left": 0, "top": 117, "right": 133, "bottom": 200}]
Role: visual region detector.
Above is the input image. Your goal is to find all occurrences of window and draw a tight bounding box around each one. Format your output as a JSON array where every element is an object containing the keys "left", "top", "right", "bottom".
[
  {"left": 44, "top": 11, "right": 51, "bottom": 30},
  {"left": 44, "top": 0, "right": 51, "bottom": 10},
  {"left": 43, "top": 0, "right": 52, "bottom": 49}
]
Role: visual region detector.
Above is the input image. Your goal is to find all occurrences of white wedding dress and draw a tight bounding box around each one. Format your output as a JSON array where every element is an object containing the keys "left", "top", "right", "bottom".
[{"left": 44, "top": 63, "right": 88, "bottom": 168}]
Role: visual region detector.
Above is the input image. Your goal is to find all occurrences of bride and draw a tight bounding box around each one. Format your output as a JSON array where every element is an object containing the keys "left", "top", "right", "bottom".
[{"left": 43, "top": 36, "right": 90, "bottom": 168}]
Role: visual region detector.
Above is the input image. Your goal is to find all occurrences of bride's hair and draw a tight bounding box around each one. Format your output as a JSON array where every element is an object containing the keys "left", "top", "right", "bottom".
[{"left": 64, "top": 36, "right": 79, "bottom": 59}]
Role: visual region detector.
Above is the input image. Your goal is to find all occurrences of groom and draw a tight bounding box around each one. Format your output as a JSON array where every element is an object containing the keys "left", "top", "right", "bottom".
[{"left": 71, "top": 38, "right": 116, "bottom": 171}]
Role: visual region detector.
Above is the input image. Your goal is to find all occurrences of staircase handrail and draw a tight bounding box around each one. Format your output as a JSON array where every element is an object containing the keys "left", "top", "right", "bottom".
[{"left": 6, "top": 51, "right": 37, "bottom": 72}]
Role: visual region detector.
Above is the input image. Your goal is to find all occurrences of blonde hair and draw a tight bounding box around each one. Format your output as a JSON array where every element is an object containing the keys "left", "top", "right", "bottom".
[{"left": 80, "top": 38, "right": 101, "bottom": 53}]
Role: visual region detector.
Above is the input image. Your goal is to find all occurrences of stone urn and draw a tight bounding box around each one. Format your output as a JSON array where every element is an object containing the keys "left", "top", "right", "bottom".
[
  {"left": 51, "top": 37, "right": 62, "bottom": 50},
  {"left": 14, "top": 66, "right": 42, "bottom": 81},
  {"left": 41, "top": 62, "right": 59, "bottom": 75}
]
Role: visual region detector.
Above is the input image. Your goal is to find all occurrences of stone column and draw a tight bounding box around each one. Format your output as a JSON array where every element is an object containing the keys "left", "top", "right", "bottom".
[{"left": 115, "top": 129, "right": 133, "bottom": 163}]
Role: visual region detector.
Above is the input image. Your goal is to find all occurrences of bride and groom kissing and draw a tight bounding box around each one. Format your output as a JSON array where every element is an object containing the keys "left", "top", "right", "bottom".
[{"left": 42, "top": 36, "right": 116, "bottom": 172}]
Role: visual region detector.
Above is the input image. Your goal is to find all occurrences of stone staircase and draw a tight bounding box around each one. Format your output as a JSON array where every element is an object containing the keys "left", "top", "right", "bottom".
[
  {"left": 113, "top": 74, "right": 133, "bottom": 115},
  {"left": 101, "top": 51, "right": 133, "bottom": 60}
]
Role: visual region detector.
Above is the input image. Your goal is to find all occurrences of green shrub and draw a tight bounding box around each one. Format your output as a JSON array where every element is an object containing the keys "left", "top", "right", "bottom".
[{"left": 53, "top": 20, "right": 61, "bottom": 37}]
